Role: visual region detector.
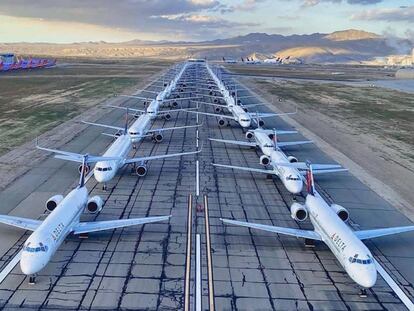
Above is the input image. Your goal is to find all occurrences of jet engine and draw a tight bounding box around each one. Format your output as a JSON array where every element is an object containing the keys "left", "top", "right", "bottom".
[
  {"left": 136, "top": 165, "right": 147, "bottom": 177},
  {"left": 215, "top": 107, "right": 223, "bottom": 113},
  {"left": 287, "top": 156, "right": 298, "bottom": 163},
  {"left": 243, "top": 108, "right": 248, "bottom": 112},
  {"left": 172, "top": 101, "right": 178, "bottom": 107},
  {"left": 213, "top": 98, "right": 219, "bottom": 103},
  {"left": 330, "top": 204, "right": 349, "bottom": 222},
  {"left": 245, "top": 131, "right": 254, "bottom": 139},
  {"left": 290, "top": 203, "right": 308, "bottom": 222},
  {"left": 209, "top": 91, "right": 213, "bottom": 96},
  {"left": 259, "top": 155, "right": 270, "bottom": 166},
  {"left": 46, "top": 194, "right": 64, "bottom": 212},
  {"left": 86, "top": 196, "right": 103, "bottom": 213},
  {"left": 78, "top": 163, "right": 91, "bottom": 175},
  {"left": 153, "top": 132, "right": 163, "bottom": 143},
  {"left": 257, "top": 119, "right": 265, "bottom": 127},
  {"left": 163, "top": 113, "right": 171, "bottom": 120},
  {"left": 218, "top": 118, "right": 226, "bottom": 126}
]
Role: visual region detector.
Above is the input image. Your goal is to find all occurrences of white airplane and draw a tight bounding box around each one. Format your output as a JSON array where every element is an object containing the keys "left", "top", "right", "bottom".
[
  {"left": 211, "top": 129, "right": 346, "bottom": 195},
  {"left": 222, "top": 164, "right": 414, "bottom": 295},
  {"left": 186, "top": 63, "right": 289, "bottom": 128},
  {"left": 36, "top": 119, "right": 200, "bottom": 190},
  {"left": 0, "top": 155, "right": 170, "bottom": 284}
]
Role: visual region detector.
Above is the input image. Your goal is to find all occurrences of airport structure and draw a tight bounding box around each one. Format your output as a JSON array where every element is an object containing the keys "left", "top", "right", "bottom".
[
  {"left": 0, "top": 53, "right": 56, "bottom": 72},
  {"left": 0, "top": 58, "right": 414, "bottom": 310}
]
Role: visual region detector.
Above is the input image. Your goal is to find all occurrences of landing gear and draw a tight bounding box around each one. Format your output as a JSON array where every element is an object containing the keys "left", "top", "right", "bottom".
[
  {"left": 29, "top": 275, "right": 36, "bottom": 285},
  {"left": 359, "top": 288, "right": 368, "bottom": 298},
  {"left": 227, "top": 120, "right": 231, "bottom": 127},
  {"left": 304, "top": 239, "right": 315, "bottom": 248},
  {"left": 102, "top": 184, "right": 107, "bottom": 191},
  {"left": 79, "top": 233, "right": 89, "bottom": 239},
  {"left": 292, "top": 196, "right": 297, "bottom": 202},
  {"left": 133, "top": 144, "right": 137, "bottom": 150},
  {"left": 266, "top": 174, "right": 273, "bottom": 180}
]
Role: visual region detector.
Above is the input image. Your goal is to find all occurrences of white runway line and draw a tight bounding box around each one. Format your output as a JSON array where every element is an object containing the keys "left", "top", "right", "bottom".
[
  {"left": 0, "top": 250, "right": 22, "bottom": 284},
  {"left": 196, "top": 160, "right": 200, "bottom": 196},
  {"left": 374, "top": 259, "right": 414, "bottom": 311},
  {"left": 195, "top": 234, "right": 202, "bottom": 311}
]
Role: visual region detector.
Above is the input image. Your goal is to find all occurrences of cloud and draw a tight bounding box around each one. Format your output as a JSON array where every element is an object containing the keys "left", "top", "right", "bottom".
[
  {"left": 301, "top": 0, "right": 382, "bottom": 7},
  {"left": 219, "top": 0, "right": 268, "bottom": 14},
  {"left": 0, "top": 0, "right": 243, "bottom": 40},
  {"left": 351, "top": 5, "right": 414, "bottom": 23}
]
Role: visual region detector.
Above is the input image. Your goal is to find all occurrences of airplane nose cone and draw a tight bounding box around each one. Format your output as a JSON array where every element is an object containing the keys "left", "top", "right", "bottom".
[
  {"left": 355, "top": 267, "right": 377, "bottom": 289},
  {"left": 240, "top": 120, "right": 251, "bottom": 128},
  {"left": 94, "top": 171, "right": 111, "bottom": 183},
  {"left": 287, "top": 181, "right": 303, "bottom": 194},
  {"left": 20, "top": 253, "right": 44, "bottom": 275}
]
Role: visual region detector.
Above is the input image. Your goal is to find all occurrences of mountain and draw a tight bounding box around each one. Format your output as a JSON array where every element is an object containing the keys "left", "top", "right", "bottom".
[{"left": 1, "top": 29, "right": 411, "bottom": 64}]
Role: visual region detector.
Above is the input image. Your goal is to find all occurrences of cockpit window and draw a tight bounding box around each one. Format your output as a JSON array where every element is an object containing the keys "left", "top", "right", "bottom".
[
  {"left": 24, "top": 242, "right": 48, "bottom": 253},
  {"left": 286, "top": 175, "right": 300, "bottom": 181},
  {"left": 240, "top": 119, "right": 250, "bottom": 122},
  {"left": 96, "top": 167, "right": 112, "bottom": 172},
  {"left": 348, "top": 254, "right": 372, "bottom": 265}
]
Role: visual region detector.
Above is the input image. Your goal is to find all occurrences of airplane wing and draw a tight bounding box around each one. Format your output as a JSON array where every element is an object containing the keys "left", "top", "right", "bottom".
[
  {"left": 82, "top": 121, "right": 124, "bottom": 132},
  {"left": 256, "top": 129, "right": 298, "bottom": 135},
  {"left": 241, "top": 103, "right": 265, "bottom": 108},
  {"left": 118, "top": 95, "right": 153, "bottom": 101},
  {"left": 0, "top": 215, "right": 41, "bottom": 231},
  {"left": 146, "top": 124, "right": 200, "bottom": 134},
  {"left": 209, "top": 138, "right": 257, "bottom": 147},
  {"left": 190, "top": 100, "right": 228, "bottom": 109},
  {"left": 163, "top": 96, "right": 199, "bottom": 102},
  {"left": 309, "top": 168, "right": 349, "bottom": 175},
  {"left": 277, "top": 141, "right": 313, "bottom": 147},
  {"left": 185, "top": 110, "right": 235, "bottom": 119},
  {"left": 124, "top": 149, "right": 200, "bottom": 164},
  {"left": 73, "top": 215, "right": 171, "bottom": 235},
  {"left": 157, "top": 107, "right": 198, "bottom": 114},
  {"left": 105, "top": 105, "right": 146, "bottom": 114},
  {"left": 252, "top": 111, "right": 297, "bottom": 119},
  {"left": 212, "top": 163, "right": 278, "bottom": 176},
  {"left": 355, "top": 226, "right": 414, "bottom": 240},
  {"left": 275, "top": 162, "right": 344, "bottom": 171},
  {"left": 37, "top": 145, "right": 122, "bottom": 163},
  {"left": 221, "top": 219, "right": 322, "bottom": 241}
]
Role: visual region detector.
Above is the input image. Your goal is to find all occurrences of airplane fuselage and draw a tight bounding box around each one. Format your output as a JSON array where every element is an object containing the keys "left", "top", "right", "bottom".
[
  {"left": 306, "top": 193, "right": 377, "bottom": 288},
  {"left": 93, "top": 134, "right": 132, "bottom": 183},
  {"left": 20, "top": 187, "right": 88, "bottom": 276},
  {"left": 128, "top": 113, "right": 152, "bottom": 142}
]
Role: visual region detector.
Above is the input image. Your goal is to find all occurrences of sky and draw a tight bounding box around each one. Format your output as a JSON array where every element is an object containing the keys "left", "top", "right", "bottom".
[{"left": 0, "top": 0, "right": 412, "bottom": 43}]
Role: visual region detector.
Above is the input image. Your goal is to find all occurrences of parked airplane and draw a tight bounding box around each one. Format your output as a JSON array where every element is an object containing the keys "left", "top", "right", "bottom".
[
  {"left": 186, "top": 63, "right": 288, "bottom": 128},
  {"left": 36, "top": 118, "right": 201, "bottom": 190},
  {"left": 221, "top": 163, "right": 414, "bottom": 295},
  {"left": 0, "top": 155, "right": 170, "bottom": 284},
  {"left": 211, "top": 129, "right": 346, "bottom": 195}
]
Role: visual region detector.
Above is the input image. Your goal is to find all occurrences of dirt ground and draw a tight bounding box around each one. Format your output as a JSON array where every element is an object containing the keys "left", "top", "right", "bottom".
[
  {"left": 0, "top": 58, "right": 173, "bottom": 155},
  {"left": 234, "top": 70, "right": 414, "bottom": 219}
]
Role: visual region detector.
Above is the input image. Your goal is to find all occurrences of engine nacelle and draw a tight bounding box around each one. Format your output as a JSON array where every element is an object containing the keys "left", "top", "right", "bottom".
[
  {"left": 243, "top": 108, "right": 248, "bottom": 112},
  {"left": 215, "top": 107, "right": 223, "bottom": 113},
  {"left": 290, "top": 203, "right": 308, "bottom": 222},
  {"left": 153, "top": 132, "right": 163, "bottom": 143},
  {"left": 213, "top": 98, "right": 219, "bottom": 103},
  {"left": 78, "top": 164, "right": 91, "bottom": 175},
  {"left": 218, "top": 118, "right": 225, "bottom": 126},
  {"left": 209, "top": 91, "right": 213, "bottom": 96},
  {"left": 245, "top": 131, "right": 254, "bottom": 139},
  {"left": 287, "top": 156, "right": 298, "bottom": 163},
  {"left": 172, "top": 101, "right": 178, "bottom": 107},
  {"left": 136, "top": 165, "right": 147, "bottom": 177},
  {"left": 330, "top": 204, "right": 349, "bottom": 222},
  {"left": 163, "top": 113, "right": 171, "bottom": 120},
  {"left": 259, "top": 155, "right": 270, "bottom": 166},
  {"left": 86, "top": 196, "right": 103, "bottom": 214},
  {"left": 46, "top": 194, "right": 64, "bottom": 212},
  {"left": 258, "top": 119, "right": 265, "bottom": 127}
]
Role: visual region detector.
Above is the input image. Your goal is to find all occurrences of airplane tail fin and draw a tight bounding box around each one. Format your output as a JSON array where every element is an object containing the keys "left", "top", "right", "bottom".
[
  {"left": 79, "top": 154, "right": 88, "bottom": 188},
  {"left": 272, "top": 128, "right": 278, "bottom": 150},
  {"left": 124, "top": 108, "right": 129, "bottom": 134},
  {"left": 306, "top": 161, "right": 315, "bottom": 195}
]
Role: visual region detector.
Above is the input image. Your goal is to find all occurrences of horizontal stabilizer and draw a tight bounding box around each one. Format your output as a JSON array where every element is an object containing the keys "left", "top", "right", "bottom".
[
  {"left": 82, "top": 121, "right": 123, "bottom": 132},
  {"left": 125, "top": 149, "right": 201, "bottom": 164},
  {"left": 274, "top": 162, "right": 344, "bottom": 171},
  {"left": 37, "top": 145, "right": 122, "bottom": 163},
  {"left": 73, "top": 215, "right": 171, "bottom": 235},
  {"left": 277, "top": 140, "right": 313, "bottom": 148},
  {"left": 355, "top": 226, "right": 414, "bottom": 240},
  {"left": 147, "top": 124, "right": 200, "bottom": 134},
  {"left": 0, "top": 215, "right": 41, "bottom": 231},
  {"left": 209, "top": 138, "right": 256, "bottom": 147},
  {"left": 309, "top": 168, "right": 348, "bottom": 175},
  {"left": 212, "top": 163, "right": 277, "bottom": 175},
  {"left": 221, "top": 218, "right": 322, "bottom": 240}
]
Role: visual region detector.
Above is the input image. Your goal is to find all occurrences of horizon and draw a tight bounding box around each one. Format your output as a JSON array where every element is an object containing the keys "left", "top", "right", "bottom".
[{"left": 0, "top": 1, "right": 412, "bottom": 44}]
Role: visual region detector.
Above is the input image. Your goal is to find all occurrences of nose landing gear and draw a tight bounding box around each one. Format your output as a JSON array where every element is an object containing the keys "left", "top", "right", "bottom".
[
  {"left": 359, "top": 288, "right": 368, "bottom": 298},
  {"left": 29, "top": 275, "right": 36, "bottom": 285}
]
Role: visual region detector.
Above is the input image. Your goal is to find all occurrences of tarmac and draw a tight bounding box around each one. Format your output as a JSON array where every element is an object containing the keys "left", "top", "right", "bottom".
[{"left": 0, "top": 63, "right": 413, "bottom": 310}]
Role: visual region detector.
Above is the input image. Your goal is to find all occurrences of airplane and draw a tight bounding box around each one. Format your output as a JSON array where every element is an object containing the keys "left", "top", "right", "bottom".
[
  {"left": 221, "top": 163, "right": 414, "bottom": 296},
  {"left": 0, "top": 155, "right": 170, "bottom": 284},
  {"left": 211, "top": 129, "right": 347, "bottom": 195},
  {"left": 36, "top": 115, "right": 201, "bottom": 190},
  {"left": 186, "top": 63, "right": 290, "bottom": 128}
]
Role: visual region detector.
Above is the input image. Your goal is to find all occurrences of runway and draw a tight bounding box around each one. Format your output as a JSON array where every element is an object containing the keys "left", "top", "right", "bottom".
[{"left": 0, "top": 62, "right": 413, "bottom": 310}]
